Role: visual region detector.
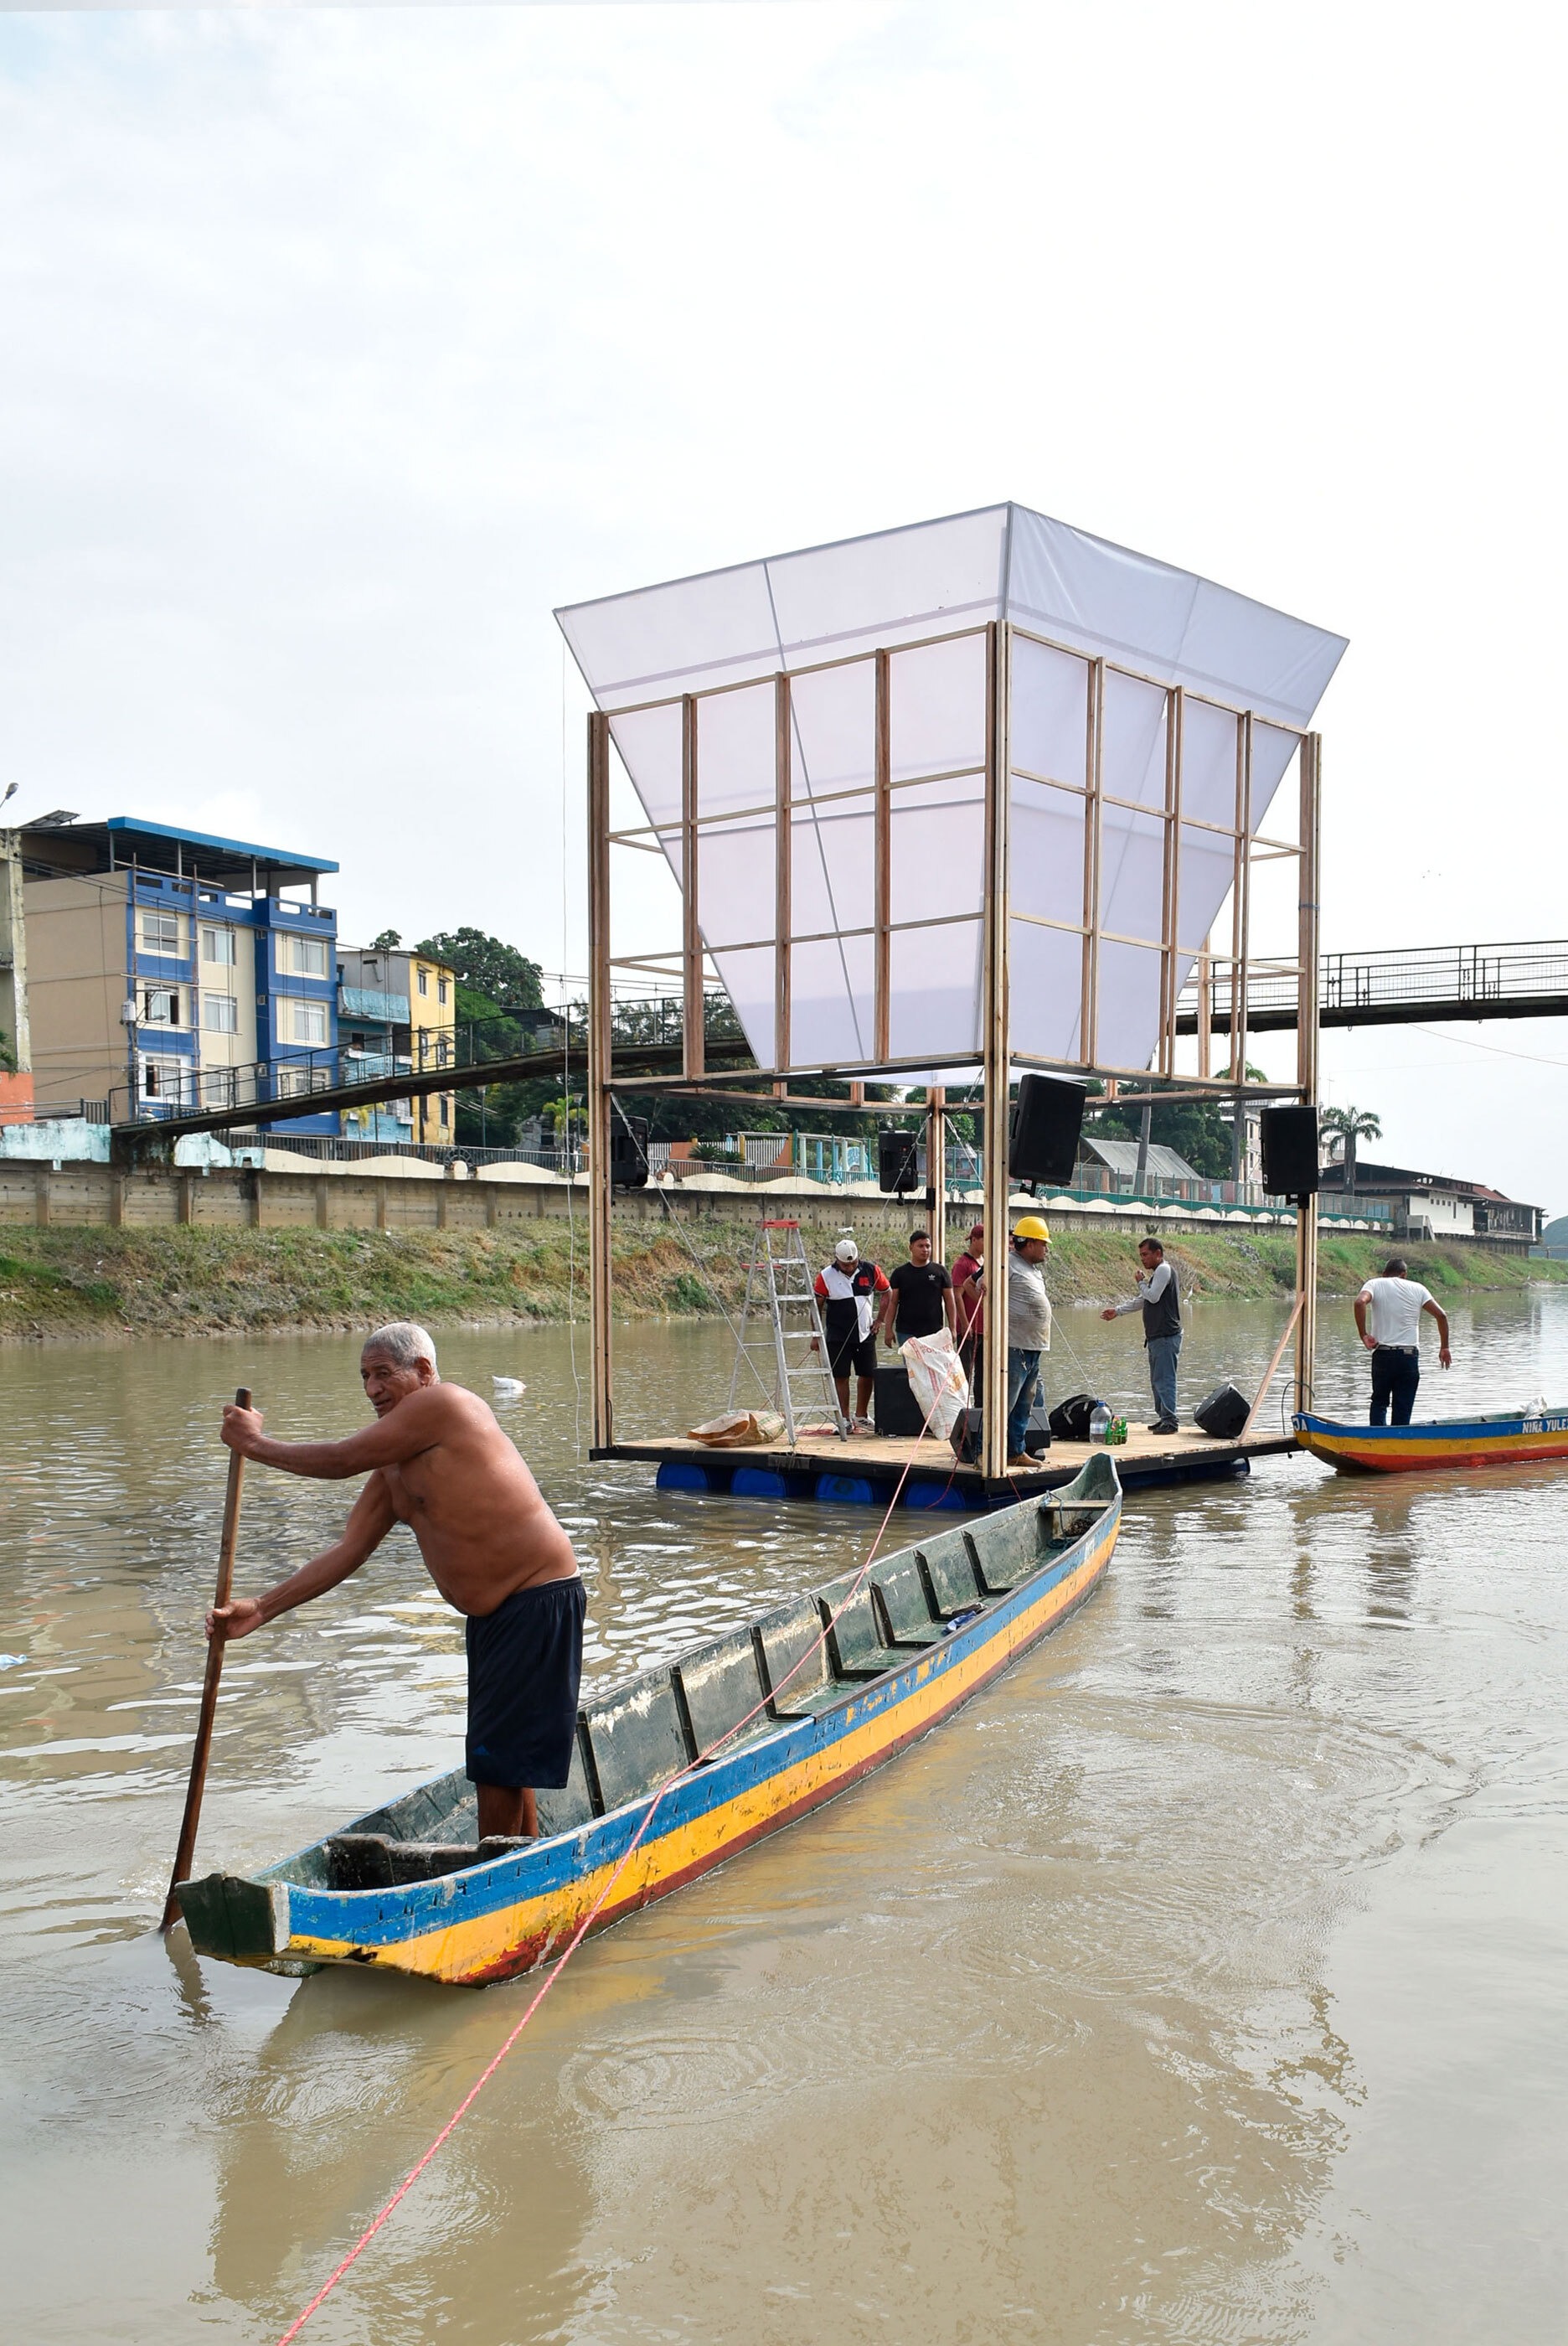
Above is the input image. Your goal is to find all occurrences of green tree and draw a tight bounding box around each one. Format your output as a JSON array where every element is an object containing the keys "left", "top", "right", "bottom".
[
  {"left": 416, "top": 928, "right": 544, "bottom": 1011},
  {"left": 1320, "top": 1103, "right": 1381, "bottom": 1197},
  {"left": 369, "top": 928, "right": 401, "bottom": 951},
  {"left": 0, "top": 1025, "right": 15, "bottom": 1075}
]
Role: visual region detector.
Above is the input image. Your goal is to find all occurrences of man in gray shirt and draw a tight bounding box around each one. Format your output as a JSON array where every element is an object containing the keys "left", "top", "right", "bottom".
[{"left": 1101, "top": 1235, "right": 1183, "bottom": 1434}]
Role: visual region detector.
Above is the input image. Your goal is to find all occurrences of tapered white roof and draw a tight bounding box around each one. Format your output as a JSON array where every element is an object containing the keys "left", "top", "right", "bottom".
[{"left": 556, "top": 502, "right": 1346, "bottom": 726}]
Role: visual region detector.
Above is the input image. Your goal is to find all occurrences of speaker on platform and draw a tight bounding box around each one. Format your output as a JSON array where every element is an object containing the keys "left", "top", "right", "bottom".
[
  {"left": 949, "top": 1407, "right": 984, "bottom": 1465},
  {"left": 1259, "top": 1104, "right": 1320, "bottom": 1198},
  {"left": 610, "top": 1115, "right": 649, "bottom": 1188},
  {"left": 873, "top": 1365, "right": 925, "bottom": 1438},
  {"left": 1008, "top": 1074, "right": 1086, "bottom": 1188},
  {"left": 878, "top": 1129, "right": 921, "bottom": 1194},
  {"left": 1194, "top": 1382, "right": 1250, "bottom": 1440}
]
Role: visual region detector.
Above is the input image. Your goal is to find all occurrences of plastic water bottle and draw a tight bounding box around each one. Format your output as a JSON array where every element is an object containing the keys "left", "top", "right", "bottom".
[{"left": 1089, "top": 1402, "right": 1112, "bottom": 1444}]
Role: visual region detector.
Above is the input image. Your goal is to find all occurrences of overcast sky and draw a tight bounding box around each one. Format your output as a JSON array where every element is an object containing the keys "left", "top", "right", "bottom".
[{"left": 3, "top": 3, "right": 1565, "bottom": 1208}]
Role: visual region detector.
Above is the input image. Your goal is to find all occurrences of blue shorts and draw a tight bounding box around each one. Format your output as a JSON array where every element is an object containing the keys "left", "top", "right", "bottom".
[{"left": 465, "top": 1576, "right": 585, "bottom": 1790}]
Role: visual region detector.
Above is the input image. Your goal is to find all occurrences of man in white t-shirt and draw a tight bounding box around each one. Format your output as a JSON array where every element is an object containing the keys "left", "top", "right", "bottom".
[{"left": 1353, "top": 1258, "right": 1452, "bottom": 1425}]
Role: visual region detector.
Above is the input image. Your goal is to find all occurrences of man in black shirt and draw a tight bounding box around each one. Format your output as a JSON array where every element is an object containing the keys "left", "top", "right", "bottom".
[{"left": 880, "top": 1230, "right": 956, "bottom": 1349}]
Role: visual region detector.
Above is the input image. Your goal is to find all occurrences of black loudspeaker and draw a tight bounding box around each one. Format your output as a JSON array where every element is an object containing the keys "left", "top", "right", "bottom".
[
  {"left": 1008, "top": 1074, "right": 1086, "bottom": 1187},
  {"left": 872, "top": 1364, "right": 925, "bottom": 1438},
  {"left": 1023, "top": 1403, "right": 1051, "bottom": 1458},
  {"left": 950, "top": 1407, "right": 983, "bottom": 1465},
  {"left": 610, "top": 1116, "right": 649, "bottom": 1188},
  {"left": 878, "top": 1129, "right": 921, "bottom": 1194},
  {"left": 1194, "top": 1382, "right": 1250, "bottom": 1440},
  {"left": 1259, "top": 1104, "right": 1319, "bottom": 1197}
]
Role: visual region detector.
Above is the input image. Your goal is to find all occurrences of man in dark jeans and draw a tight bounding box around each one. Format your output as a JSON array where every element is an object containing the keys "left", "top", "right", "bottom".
[{"left": 1353, "top": 1258, "right": 1452, "bottom": 1424}]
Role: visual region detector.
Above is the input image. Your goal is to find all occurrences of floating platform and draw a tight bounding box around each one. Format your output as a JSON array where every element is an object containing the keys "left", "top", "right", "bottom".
[{"left": 593, "top": 1421, "right": 1297, "bottom": 1510}]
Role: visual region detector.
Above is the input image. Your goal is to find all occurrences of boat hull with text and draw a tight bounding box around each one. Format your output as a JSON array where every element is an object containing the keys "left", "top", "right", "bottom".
[{"left": 1293, "top": 1408, "right": 1568, "bottom": 1475}]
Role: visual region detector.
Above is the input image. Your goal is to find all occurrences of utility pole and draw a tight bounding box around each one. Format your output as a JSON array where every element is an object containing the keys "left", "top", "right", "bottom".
[{"left": 0, "top": 828, "right": 31, "bottom": 1075}]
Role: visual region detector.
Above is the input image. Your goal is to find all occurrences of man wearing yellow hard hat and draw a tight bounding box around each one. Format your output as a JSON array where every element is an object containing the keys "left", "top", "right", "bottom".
[{"left": 962, "top": 1213, "right": 1052, "bottom": 1469}]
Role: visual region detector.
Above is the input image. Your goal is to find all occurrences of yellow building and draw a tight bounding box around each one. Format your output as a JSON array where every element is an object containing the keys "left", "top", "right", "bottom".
[{"left": 338, "top": 943, "right": 456, "bottom": 1147}]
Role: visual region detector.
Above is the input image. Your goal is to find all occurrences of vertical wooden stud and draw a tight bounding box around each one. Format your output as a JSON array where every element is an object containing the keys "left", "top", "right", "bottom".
[
  {"left": 774, "top": 672, "right": 792, "bottom": 1083},
  {"left": 874, "top": 648, "right": 892, "bottom": 1064},
  {"left": 681, "top": 694, "right": 704, "bottom": 1082},
  {"left": 981, "top": 623, "right": 1014, "bottom": 1480},
  {"left": 588, "top": 711, "right": 615, "bottom": 1450},
  {"left": 1082, "top": 657, "right": 1104, "bottom": 1071},
  {"left": 1294, "top": 731, "right": 1322, "bottom": 1413}
]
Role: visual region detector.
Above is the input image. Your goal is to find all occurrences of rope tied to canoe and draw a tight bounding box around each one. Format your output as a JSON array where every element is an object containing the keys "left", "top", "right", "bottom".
[{"left": 273, "top": 1372, "right": 974, "bottom": 2343}]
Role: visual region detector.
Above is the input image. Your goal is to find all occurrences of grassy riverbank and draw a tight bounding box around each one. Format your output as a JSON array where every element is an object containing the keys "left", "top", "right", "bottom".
[{"left": 1, "top": 1218, "right": 1563, "bottom": 1342}]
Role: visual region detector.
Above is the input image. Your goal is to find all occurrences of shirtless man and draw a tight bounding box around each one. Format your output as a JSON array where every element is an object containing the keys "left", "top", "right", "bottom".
[{"left": 208, "top": 1320, "right": 581, "bottom": 1842}]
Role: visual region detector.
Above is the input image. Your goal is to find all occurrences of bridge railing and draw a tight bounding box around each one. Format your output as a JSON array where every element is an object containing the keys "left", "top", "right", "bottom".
[{"left": 1179, "top": 941, "right": 1568, "bottom": 1024}]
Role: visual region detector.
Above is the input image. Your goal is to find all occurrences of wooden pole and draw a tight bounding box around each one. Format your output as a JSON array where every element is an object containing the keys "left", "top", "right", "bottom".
[
  {"left": 1240, "top": 1295, "right": 1303, "bottom": 1442},
  {"left": 874, "top": 648, "right": 892, "bottom": 1063},
  {"left": 161, "top": 1386, "right": 250, "bottom": 1932},
  {"left": 980, "top": 623, "right": 1013, "bottom": 1479},
  {"left": 926, "top": 1084, "right": 946, "bottom": 1268},
  {"left": 681, "top": 694, "right": 704, "bottom": 1082},
  {"left": 774, "top": 672, "right": 792, "bottom": 1086},
  {"left": 1294, "top": 731, "right": 1323, "bottom": 1413},
  {"left": 588, "top": 711, "right": 614, "bottom": 1450}
]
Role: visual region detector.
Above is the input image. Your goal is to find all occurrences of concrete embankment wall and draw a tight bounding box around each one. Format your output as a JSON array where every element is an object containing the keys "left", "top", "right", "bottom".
[{"left": 0, "top": 1157, "right": 1413, "bottom": 1248}]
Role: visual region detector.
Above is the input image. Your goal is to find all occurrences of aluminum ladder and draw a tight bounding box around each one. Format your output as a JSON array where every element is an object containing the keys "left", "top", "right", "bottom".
[{"left": 725, "top": 1219, "right": 847, "bottom": 1444}]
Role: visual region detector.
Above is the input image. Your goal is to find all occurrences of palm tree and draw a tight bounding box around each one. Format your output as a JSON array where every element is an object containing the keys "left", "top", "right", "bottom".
[{"left": 1319, "top": 1104, "right": 1382, "bottom": 1199}]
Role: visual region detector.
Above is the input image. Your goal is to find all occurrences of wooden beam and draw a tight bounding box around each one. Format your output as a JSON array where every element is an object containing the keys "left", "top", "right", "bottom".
[
  {"left": 874, "top": 648, "right": 892, "bottom": 1063},
  {"left": 775, "top": 672, "right": 792, "bottom": 1078},
  {"left": 981, "top": 622, "right": 1014, "bottom": 1477},
  {"left": 681, "top": 693, "right": 704, "bottom": 1081},
  {"left": 1295, "top": 731, "right": 1323, "bottom": 1413},
  {"left": 587, "top": 711, "right": 614, "bottom": 1449}
]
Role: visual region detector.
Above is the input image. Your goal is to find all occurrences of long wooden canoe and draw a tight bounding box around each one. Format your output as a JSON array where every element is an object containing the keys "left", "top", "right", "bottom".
[
  {"left": 174, "top": 1454, "right": 1122, "bottom": 1988},
  {"left": 1294, "top": 1407, "right": 1568, "bottom": 1475}
]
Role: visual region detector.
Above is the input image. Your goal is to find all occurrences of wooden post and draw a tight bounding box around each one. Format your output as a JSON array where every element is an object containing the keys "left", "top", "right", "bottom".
[
  {"left": 980, "top": 623, "right": 1013, "bottom": 1479},
  {"left": 874, "top": 648, "right": 892, "bottom": 1063},
  {"left": 774, "top": 672, "right": 792, "bottom": 1083},
  {"left": 1294, "top": 731, "right": 1322, "bottom": 1413},
  {"left": 588, "top": 711, "right": 615, "bottom": 1450},
  {"left": 681, "top": 694, "right": 704, "bottom": 1082},
  {"left": 926, "top": 1084, "right": 946, "bottom": 1267},
  {"left": 1081, "top": 657, "right": 1104, "bottom": 1068},
  {"left": 1196, "top": 932, "right": 1213, "bottom": 1081}
]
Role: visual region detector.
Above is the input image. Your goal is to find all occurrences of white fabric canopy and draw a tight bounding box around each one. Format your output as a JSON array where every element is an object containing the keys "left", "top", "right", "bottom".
[{"left": 556, "top": 504, "right": 1346, "bottom": 1077}]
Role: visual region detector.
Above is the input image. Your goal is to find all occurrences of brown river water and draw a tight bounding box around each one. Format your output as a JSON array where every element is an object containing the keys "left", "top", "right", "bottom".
[{"left": 4, "top": 1289, "right": 1568, "bottom": 2343}]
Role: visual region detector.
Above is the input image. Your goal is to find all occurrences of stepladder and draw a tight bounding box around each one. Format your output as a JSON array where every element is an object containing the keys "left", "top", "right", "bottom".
[{"left": 725, "top": 1220, "right": 847, "bottom": 1444}]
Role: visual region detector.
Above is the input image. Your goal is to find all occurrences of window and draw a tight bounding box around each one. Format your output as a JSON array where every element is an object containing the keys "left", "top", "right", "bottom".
[
  {"left": 142, "top": 1055, "right": 185, "bottom": 1103},
  {"left": 142, "top": 986, "right": 181, "bottom": 1026},
  {"left": 139, "top": 908, "right": 183, "bottom": 956},
  {"left": 437, "top": 978, "right": 448, "bottom": 1006},
  {"left": 438, "top": 1095, "right": 450, "bottom": 1130},
  {"left": 435, "top": 1034, "right": 451, "bottom": 1067},
  {"left": 291, "top": 1000, "right": 328, "bottom": 1046},
  {"left": 417, "top": 967, "right": 429, "bottom": 996},
  {"left": 279, "top": 933, "right": 329, "bottom": 978},
  {"left": 201, "top": 925, "right": 236, "bottom": 966},
  {"left": 204, "top": 993, "right": 238, "bottom": 1035}
]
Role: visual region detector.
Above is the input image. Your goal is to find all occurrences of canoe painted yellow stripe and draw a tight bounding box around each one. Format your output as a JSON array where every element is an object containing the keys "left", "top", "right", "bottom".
[
  {"left": 280, "top": 1520, "right": 1116, "bottom": 1987},
  {"left": 1297, "top": 1425, "right": 1568, "bottom": 1475}
]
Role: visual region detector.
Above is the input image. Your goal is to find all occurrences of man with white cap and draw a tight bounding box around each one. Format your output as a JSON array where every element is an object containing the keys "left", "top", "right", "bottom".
[{"left": 812, "top": 1236, "right": 890, "bottom": 1432}]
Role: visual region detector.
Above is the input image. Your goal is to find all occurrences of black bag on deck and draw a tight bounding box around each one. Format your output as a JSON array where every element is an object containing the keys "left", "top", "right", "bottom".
[
  {"left": 1048, "top": 1393, "right": 1100, "bottom": 1442},
  {"left": 1194, "top": 1382, "right": 1250, "bottom": 1440},
  {"left": 950, "top": 1407, "right": 984, "bottom": 1465}
]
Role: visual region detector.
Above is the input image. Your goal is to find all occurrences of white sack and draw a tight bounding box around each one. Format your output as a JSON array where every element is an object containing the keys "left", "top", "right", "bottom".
[{"left": 899, "top": 1326, "right": 970, "bottom": 1441}]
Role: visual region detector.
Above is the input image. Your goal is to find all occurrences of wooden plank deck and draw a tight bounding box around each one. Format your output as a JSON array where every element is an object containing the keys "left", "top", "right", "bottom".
[{"left": 593, "top": 1420, "right": 1300, "bottom": 1508}]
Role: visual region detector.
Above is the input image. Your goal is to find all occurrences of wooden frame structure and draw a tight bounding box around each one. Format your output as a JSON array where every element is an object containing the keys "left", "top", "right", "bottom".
[{"left": 585, "top": 620, "right": 1323, "bottom": 1477}]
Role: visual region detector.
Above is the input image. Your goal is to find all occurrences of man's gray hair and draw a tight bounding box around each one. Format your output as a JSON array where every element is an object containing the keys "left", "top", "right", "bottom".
[{"left": 361, "top": 1320, "right": 439, "bottom": 1374}]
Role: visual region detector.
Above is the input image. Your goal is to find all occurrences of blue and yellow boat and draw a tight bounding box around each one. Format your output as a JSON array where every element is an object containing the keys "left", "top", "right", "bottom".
[
  {"left": 1294, "top": 1408, "right": 1568, "bottom": 1475},
  {"left": 175, "top": 1455, "right": 1121, "bottom": 1988}
]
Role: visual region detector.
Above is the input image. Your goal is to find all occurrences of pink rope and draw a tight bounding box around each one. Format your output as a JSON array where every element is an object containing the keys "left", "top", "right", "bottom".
[{"left": 274, "top": 1374, "right": 974, "bottom": 2343}]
